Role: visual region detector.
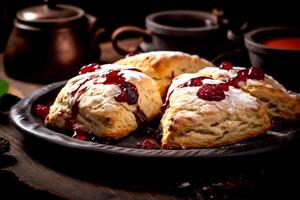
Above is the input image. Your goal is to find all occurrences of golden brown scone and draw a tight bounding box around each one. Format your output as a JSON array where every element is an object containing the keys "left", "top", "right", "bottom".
[
  {"left": 198, "top": 67, "right": 300, "bottom": 120},
  {"left": 161, "top": 73, "right": 271, "bottom": 149},
  {"left": 115, "top": 51, "right": 214, "bottom": 96},
  {"left": 45, "top": 64, "right": 163, "bottom": 140}
]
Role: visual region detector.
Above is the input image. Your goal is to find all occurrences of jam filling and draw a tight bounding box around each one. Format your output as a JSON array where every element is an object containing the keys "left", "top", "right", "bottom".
[
  {"left": 79, "top": 63, "right": 102, "bottom": 75},
  {"left": 222, "top": 61, "right": 265, "bottom": 88},
  {"left": 219, "top": 61, "right": 233, "bottom": 70},
  {"left": 34, "top": 104, "right": 50, "bottom": 119},
  {"left": 136, "top": 139, "right": 160, "bottom": 149},
  {"left": 162, "top": 76, "right": 213, "bottom": 112},
  {"left": 162, "top": 63, "right": 265, "bottom": 112},
  {"left": 227, "top": 69, "right": 249, "bottom": 88},
  {"left": 133, "top": 106, "right": 148, "bottom": 128},
  {"left": 101, "top": 69, "right": 139, "bottom": 105},
  {"left": 72, "top": 128, "right": 88, "bottom": 140},
  {"left": 197, "top": 84, "right": 226, "bottom": 101},
  {"left": 161, "top": 90, "right": 173, "bottom": 113},
  {"left": 70, "top": 79, "right": 89, "bottom": 96},
  {"left": 179, "top": 76, "right": 211, "bottom": 88},
  {"left": 247, "top": 66, "right": 265, "bottom": 80},
  {"left": 67, "top": 68, "right": 147, "bottom": 141}
]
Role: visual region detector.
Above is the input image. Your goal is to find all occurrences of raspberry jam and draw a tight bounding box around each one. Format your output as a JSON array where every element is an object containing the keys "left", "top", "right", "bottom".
[
  {"left": 219, "top": 62, "right": 265, "bottom": 88},
  {"left": 71, "top": 128, "right": 101, "bottom": 142},
  {"left": 102, "top": 70, "right": 125, "bottom": 84},
  {"left": 114, "top": 82, "right": 138, "bottom": 105},
  {"left": 67, "top": 68, "right": 146, "bottom": 139},
  {"left": 197, "top": 84, "right": 226, "bottom": 101},
  {"left": 137, "top": 139, "right": 160, "bottom": 149},
  {"left": 70, "top": 79, "right": 89, "bottom": 96},
  {"left": 102, "top": 69, "right": 139, "bottom": 105},
  {"left": 163, "top": 66, "right": 265, "bottom": 108},
  {"left": 161, "top": 90, "right": 174, "bottom": 112},
  {"left": 34, "top": 104, "right": 50, "bottom": 119},
  {"left": 228, "top": 67, "right": 265, "bottom": 88},
  {"left": 217, "top": 83, "right": 229, "bottom": 91},
  {"left": 220, "top": 61, "right": 233, "bottom": 70},
  {"left": 79, "top": 63, "right": 102, "bottom": 75},
  {"left": 179, "top": 76, "right": 211, "bottom": 88},
  {"left": 72, "top": 128, "right": 88, "bottom": 140},
  {"left": 64, "top": 100, "right": 81, "bottom": 134},
  {"left": 228, "top": 69, "right": 248, "bottom": 88},
  {"left": 67, "top": 79, "right": 90, "bottom": 141},
  {"left": 162, "top": 76, "right": 213, "bottom": 112},
  {"left": 133, "top": 106, "right": 148, "bottom": 128},
  {"left": 247, "top": 67, "right": 264, "bottom": 80}
]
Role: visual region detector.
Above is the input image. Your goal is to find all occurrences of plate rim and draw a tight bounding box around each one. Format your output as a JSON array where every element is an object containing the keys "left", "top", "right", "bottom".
[{"left": 9, "top": 81, "right": 295, "bottom": 159}]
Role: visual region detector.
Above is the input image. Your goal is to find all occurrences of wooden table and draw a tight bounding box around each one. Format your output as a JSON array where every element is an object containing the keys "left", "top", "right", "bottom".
[{"left": 1, "top": 41, "right": 300, "bottom": 200}]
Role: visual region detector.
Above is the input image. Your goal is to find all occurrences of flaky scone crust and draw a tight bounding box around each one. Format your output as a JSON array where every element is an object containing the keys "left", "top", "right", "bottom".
[
  {"left": 45, "top": 64, "right": 163, "bottom": 140},
  {"left": 115, "top": 51, "right": 214, "bottom": 96},
  {"left": 161, "top": 73, "right": 271, "bottom": 149},
  {"left": 198, "top": 67, "right": 300, "bottom": 120}
]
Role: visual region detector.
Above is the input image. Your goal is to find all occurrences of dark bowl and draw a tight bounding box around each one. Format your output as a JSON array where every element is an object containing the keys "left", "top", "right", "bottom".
[
  {"left": 244, "top": 27, "right": 300, "bottom": 92},
  {"left": 145, "top": 10, "right": 227, "bottom": 58}
]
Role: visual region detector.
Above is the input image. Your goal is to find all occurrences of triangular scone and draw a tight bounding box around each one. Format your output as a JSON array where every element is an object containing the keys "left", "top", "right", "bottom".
[
  {"left": 198, "top": 67, "right": 300, "bottom": 120},
  {"left": 115, "top": 51, "right": 214, "bottom": 97},
  {"left": 45, "top": 64, "right": 162, "bottom": 140},
  {"left": 161, "top": 73, "right": 270, "bottom": 149}
]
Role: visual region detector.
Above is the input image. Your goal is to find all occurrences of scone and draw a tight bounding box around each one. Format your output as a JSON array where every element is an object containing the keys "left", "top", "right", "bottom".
[
  {"left": 115, "top": 51, "right": 214, "bottom": 96},
  {"left": 45, "top": 64, "right": 163, "bottom": 140},
  {"left": 198, "top": 64, "right": 300, "bottom": 120},
  {"left": 161, "top": 73, "right": 271, "bottom": 149}
]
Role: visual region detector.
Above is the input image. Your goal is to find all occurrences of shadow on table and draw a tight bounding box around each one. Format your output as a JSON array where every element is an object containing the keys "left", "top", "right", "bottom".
[
  {"left": 22, "top": 135, "right": 300, "bottom": 200},
  {"left": 0, "top": 155, "right": 65, "bottom": 200},
  {"left": 0, "top": 169, "right": 65, "bottom": 200}
]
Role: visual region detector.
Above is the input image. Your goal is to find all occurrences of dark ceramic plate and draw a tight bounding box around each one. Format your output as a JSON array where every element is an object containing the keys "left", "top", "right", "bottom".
[{"left": 9, "top": 81, "right": 300, "bottom": 159}]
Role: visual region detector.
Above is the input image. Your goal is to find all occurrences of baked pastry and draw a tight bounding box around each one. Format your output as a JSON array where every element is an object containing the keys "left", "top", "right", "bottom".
[
  {"left": 115, "top": 51, "right": 214, "bottom": 96},
  {"left": 45, "top": 64, "right": 163, "bottom": 140},
  {"left": 198, "top": 63, "right": 300, "bottom": 120},
  {"left": 161, "top": 73, "right": 271, "bottom": 149}
]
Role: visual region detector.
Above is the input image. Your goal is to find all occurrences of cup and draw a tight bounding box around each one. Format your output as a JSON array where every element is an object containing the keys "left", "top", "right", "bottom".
[
  {"left": 245, "top": 27, "right": 300, "bottom": 92},
  {"left": 112, "top": 10, "right": 228, "bottom": 58}
]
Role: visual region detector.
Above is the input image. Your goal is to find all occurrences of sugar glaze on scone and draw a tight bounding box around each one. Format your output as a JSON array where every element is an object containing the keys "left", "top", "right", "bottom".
[
  {"left": 45, "top": 64, "right": 163, "bottom": 140},
  {"left": 198, "top": 65, "right": 300, "bottom": 120},
  {"left": 115, "top": 51, "right": 214, "bottom": 96},
  {"left": 161, "top": 73, "right": 271, "bottom": 149}
]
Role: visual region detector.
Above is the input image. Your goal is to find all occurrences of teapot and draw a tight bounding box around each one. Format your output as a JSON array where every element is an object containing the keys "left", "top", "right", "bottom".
[{"left": 4, "top": 1, "right": 104, "bottom": 83}]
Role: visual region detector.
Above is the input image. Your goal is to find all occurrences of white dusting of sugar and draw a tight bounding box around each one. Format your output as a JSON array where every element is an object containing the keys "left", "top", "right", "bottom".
[
  {"left": 202, "top": 79, "right": 222, "bottom": 85},
  {"left": 226, "top": 88, "right": 258, "bottom": 109}
]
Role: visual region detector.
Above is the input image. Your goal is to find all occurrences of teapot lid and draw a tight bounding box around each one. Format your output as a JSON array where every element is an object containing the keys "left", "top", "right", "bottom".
[{"left": 17, "top": 1, "right": 84, "bottom": 25}]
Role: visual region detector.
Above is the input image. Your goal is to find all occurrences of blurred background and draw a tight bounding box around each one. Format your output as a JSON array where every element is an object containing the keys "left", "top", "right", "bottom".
[{"left": 1, "top": 0, "right": 299, "bottom": 52}]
